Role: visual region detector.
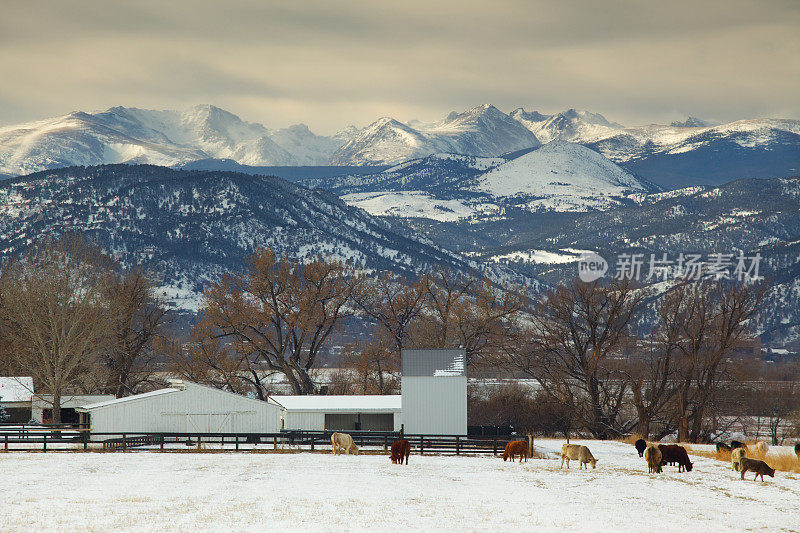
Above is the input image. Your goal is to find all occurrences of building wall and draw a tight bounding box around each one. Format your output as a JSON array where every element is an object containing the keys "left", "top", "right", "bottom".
[
  {"left": 87, "top": 384, "right": 281, "bottom": 436},
  {"left": 401, "top": 376, "right": 467, "bottom": 435},
  {"left": 282, "top": 411, "right": 401, "bottom": 432},
  {"left": 282, "top": 411, "right": 325, "bottom": 431}
]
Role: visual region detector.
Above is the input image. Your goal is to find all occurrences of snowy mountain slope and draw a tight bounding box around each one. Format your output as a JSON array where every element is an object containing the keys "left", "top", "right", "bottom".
[
  {"left": 0, "top": 105, "right": 346, "bottom": 176},
  {"left": 583, "top": 119, "right": 800, "bottom": 189},
  {"left": 303, "top": 153, "right": 506, "bottom": 194},
  {"left": 0, "top": 165, "right": 482, "bottom": 311},
  {"left": 387, "top": 177, "right": 800, "bottom": 344},
  {"left": 473, "top": 141, "right": 651, "bottom": 211},
  {"left": 329, "top": 105, "right": 540, "bottom": 165},
  {"left": 313, "top": 142, "right": 654, "bottom": 220},
  {"left": 510, "top": 108, "right": 623, "bottom": 144},
  {"left": 418, "top": 104, "right": 541, "bottom": 157}
]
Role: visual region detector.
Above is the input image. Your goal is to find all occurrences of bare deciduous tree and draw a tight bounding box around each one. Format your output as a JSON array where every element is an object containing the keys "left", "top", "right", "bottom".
[
  {"left": 198, "top": 249, "right": 354, "bottom": 395},
  {"left": 506, "top": 278, "right": 644, "bottom": 439},
  {"left": 661, "top": 280, "right": 765, "bottom": 442},
  {"left": 104, "top": 267, "right": 169, "bottom": 397},
  {"left": 0, "top": 235, "right": 112, "bottom": 423},
  {"left": 351, "top": 272, "right": 426, "bottom": 356}
]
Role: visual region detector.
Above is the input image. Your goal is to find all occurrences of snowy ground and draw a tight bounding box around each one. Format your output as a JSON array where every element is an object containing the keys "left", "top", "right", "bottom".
[{"left": 1, "top": 439, "right": 798, "bottom": 532}]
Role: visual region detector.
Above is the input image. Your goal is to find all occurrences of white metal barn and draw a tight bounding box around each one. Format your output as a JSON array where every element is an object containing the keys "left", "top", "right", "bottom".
[
  {"left": 76, "top": 380, "right": 282, "bottom": 436},
  {"left": 401, "top": 349, "right": 467, "bottom": 435},
  {"left": 272, "top": 395, "right": 402, "bottom": 432}
]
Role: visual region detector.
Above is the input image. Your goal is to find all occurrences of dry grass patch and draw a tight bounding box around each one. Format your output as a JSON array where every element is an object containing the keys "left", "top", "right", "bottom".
[{"left": 686, "top": 445, "right": 800, "bottom": 473}]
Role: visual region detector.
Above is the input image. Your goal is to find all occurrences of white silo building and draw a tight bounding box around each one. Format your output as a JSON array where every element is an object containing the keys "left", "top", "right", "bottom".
[{"left": 401, "top": 349, "right": 467, "bottom": 435}]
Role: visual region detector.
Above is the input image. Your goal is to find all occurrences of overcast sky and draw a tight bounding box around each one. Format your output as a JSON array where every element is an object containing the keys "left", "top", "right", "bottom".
[{"left": 1, "top": 0, "right": 798, "bottom": 134}]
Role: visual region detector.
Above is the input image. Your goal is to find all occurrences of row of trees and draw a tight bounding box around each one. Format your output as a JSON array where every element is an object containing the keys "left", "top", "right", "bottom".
[
  {"left": 0, "top": 235, "right": 168, "bottom": 422},
  {"left": 1, "top": 237, "right": 788, "bottom": 442}
]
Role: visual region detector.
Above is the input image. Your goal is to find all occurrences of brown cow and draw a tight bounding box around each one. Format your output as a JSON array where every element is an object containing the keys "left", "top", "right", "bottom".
[
  {"left": 739, "top": 457, "right": 775, "bottom": 482},
  {"left": 390, "top": 439, "right": 411, "bottom": 465},
  {"left": 658, "top": 444, "right": 693, "bottom": 472},
  {"left": 503, "top": 440, "right": 529, "bottom": 462}
]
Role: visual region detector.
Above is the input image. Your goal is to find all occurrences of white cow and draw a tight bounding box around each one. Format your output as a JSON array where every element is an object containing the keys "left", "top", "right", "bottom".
[
  {"left": 732, "top": 447, "right": 747, "bottom": 471},
  {"left": 754, "top": 441, "right": 769, "bottom": 456},
  {"left": 331, "top": 432, "right": 359, "bottom": 455},
  {"left": 560, "top": 444, "right": 598, "bottom": 469}
]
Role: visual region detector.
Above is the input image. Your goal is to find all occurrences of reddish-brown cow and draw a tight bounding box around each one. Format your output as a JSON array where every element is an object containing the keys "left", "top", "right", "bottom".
[
  {"left": 658, "top": 444, "right": 693, "bottom": 472},
  {"left": 390, "top": 439, "right": 411, "bottom": 465},
  {"left": 503, "top": 440, "right": 529, "bottom": 462}
]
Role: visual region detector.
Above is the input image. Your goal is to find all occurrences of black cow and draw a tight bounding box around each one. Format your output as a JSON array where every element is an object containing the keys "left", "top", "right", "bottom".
[
  {"left": 794, "top": 442, "right": 799, "bottom": 459},
  {"left": 716, "top": 442, "right": 731, "bottom": 453},
  {"left": 731, "top": 440, "right": 747, "bottom": 451},
  {"left": 635, "top": 439, "right": 647, "bottom": 457}
]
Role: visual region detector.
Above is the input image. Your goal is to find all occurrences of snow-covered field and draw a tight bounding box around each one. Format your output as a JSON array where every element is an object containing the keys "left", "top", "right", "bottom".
[{"left": 1, "top": 439, "right": 798, "bottom": 532}]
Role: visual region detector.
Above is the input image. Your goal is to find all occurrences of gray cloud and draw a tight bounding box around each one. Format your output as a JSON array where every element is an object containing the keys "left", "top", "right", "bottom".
[{"left": 1, "top": 0, "right": 798, "bottom": 133}]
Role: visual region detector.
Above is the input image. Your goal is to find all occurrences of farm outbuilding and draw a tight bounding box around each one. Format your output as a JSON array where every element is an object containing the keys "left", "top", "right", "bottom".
[
  {"left": 0, "top": 377, "right": 34, "bottom": 422},
  {"left": 32, "top": 394, "right": 114, "bottom": 424},
  {"left": 76, "top": 380, "right": 282, "bottom": 436},
  {"left": 272, "top": 395, "right": 402, "bottom": 432},
  {"left": 401, "top": 349, "right": 467, "bottom": 435}
]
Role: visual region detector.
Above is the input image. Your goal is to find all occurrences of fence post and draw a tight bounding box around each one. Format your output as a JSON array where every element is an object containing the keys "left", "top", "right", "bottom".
[
  {"left": 197, "top": 435, "right": 201, "bottom": 450},
  {"left": 527, "top": 434, "right": 533, "bottom": 459},
  {"left": 43, "top": 434, "right": 47, "bottom": 453},
  {"left": 4, "top": 434, "right": 7, "bottom": 451},
  {"left": 122, "top": 434, "right": 127, "bottom": 452},
  {"left": 420, "top": 436, "right": 424, "bottom": 455},
  {"left": 273, "top": 436, "right": 278, "bottom": 450},
  {"left": 160, "top": 435, "right": 165, "bottom": 450},
  {"left": 384, "top": 435, "right": 388, "bottom": 451},
  {"left": 492, "top": 436, "right": 497, "bottom": 457},
  {"left": 311, "top": 436, "right": 315, "bottom": 452},
  {"left": 456, "top": 436, "right": 460, "bottom": 456},
  {"left": 83, "top": 431, "right": 88, "bottom": 451}
]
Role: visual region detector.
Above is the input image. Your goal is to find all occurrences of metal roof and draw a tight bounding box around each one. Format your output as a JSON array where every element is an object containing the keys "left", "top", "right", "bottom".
[
  {"left": 269, "top": 395, "right": 401, "bottom": 412},
  {"left": 77, "top": 388, "right": 179, "bottom": 410},
  {"left": 401, "top": 349, "right": 466, "bottom": 377},
  {"left": 0, "top": 377, "right": 34, "bottom": 403}
]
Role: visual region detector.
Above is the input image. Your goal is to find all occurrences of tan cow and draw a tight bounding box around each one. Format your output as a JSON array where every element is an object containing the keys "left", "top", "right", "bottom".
[
  {"left": 644, "top": 445, "right": 662, "bottom": 473},
  {"left": 731, "top": 447, "right": 747, "bottom": 471},
  {"left": 560, "top": 444, "right": 597, "bottom": 469},
  {"left": 331, "top": 432, "right": 359, "bottom": 455}
]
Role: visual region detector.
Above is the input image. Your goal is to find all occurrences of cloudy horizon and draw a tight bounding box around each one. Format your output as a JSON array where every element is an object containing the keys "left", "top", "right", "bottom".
[{"left": 1, "top": 0, "right": 798, "bottom": 134}]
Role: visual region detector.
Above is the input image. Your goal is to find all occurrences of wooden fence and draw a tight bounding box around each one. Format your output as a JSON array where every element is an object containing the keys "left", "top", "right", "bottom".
[{"left": 0, "top": 425, "right": 530, "bottom": 455}]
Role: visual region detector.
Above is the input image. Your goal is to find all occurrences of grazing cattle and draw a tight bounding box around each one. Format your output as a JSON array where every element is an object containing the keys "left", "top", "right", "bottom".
[
  {"left": 390, "top": 439, "right": 411, "bottom": 465},
  {"left": 731, "top": 440, "right": 747, "bottom": 451},
  {"left": 715, "top": 442, "right": 731, "bottom": 453},
  {"left": 503, "top": 440, "right": 529, "bottom": 463},
  {"left": 560, "top": 444, "right": 597, "bottom": 469},
  {"left": 731, "top": 447, "right": 747, "bottom": 471},
  {"left": 644, "top": 445, "right": 662, "bottom": 474},
  {"left": 795, "top": 442, "right": 800, "bottom": 459},
  {"left": 754, "top": 441, "right": 769, "bottom": 455},
  {"left": 658, "top": 444, "right": 693, "bottom": 472},
  {"left": 739, "top": 457, "right": 775, "bottom": 482},
  {"left": 634, "top": 439, "right": 647, "bottom": 458},
  {"left": 331, "top": 432, "right": 359, "bottom": 455}
]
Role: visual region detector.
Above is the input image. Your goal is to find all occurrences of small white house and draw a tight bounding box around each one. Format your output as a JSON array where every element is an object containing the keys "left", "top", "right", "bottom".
[
  {"left": 76, "top": 380, "right": 283, "bottom": 436},
  {"left": 271, "top": 395, "right": 402, "bottom": 432},
  {"left": 31, "top": 394, "right": 115, "bottom": 424},
  {"left": 0, "top": 377, "right": 34, "bottom": 422}
]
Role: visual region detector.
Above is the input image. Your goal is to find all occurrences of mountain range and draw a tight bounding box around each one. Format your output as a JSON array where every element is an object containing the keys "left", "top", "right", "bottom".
[
  {"left": 2, "top": 104, "right": 797, "bottom": 190},
  {"left": 0, "top": 165, "right": 509, "bottom": 312}
]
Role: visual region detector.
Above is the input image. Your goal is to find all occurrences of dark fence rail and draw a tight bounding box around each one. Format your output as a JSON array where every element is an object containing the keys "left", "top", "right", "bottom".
[{"left": 0, "top": 428, "right": 527, "bottom": 455}]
